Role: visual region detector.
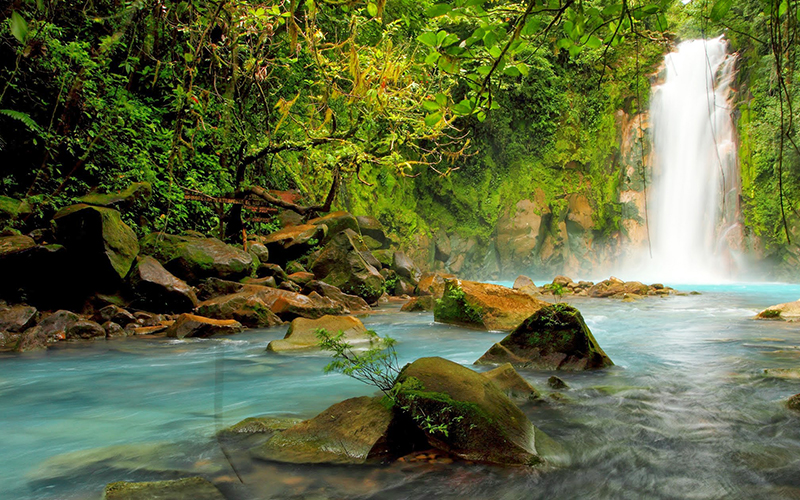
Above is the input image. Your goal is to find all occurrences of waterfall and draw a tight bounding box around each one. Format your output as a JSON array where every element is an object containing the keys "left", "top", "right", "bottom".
[{"left": 641, "top": 37, "right": 740, "bottom": 283}]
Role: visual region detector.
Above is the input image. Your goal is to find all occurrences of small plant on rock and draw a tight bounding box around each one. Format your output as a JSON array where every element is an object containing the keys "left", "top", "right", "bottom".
[{"left": 316, "top": 328, "right": 400, "bottom": 399}]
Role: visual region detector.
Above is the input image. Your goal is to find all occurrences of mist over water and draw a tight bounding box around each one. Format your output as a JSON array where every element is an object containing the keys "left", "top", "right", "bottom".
[{"left": 628, "top": 37, "right": 740, "bottom": 284}]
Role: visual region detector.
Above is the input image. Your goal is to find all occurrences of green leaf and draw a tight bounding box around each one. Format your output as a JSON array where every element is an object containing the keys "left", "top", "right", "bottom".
[
  {"left": 521, "top": 17, "right": 540, "bottom": 36},
  {"left": 425, "top": 51, "right": 440, "bottom": 64},
  {"left": 422, "top": 100, "right": 441, "bottom": 112},
  {"left": 477, "top": 111, "right": 487, "bottom": 122},
  {"left": 424, "top": 112, "right": 443, "bottom": 127},
  {"left": 586, "top": 35, "right": 602, "bottom": 49},
  {"left": 778, "top": 0, "right": 788, "bottom": 16},
  {"left": 425, "top": 3, "right": 452, "bottom": 17},
  {"left": 710, "top": 0, "right": 732, "bottom": 21},
  {"left": 10, "top": 11, "right": 28, "bottom": 44},
  {"left": 417, "top": 31, "right": 439, "bottom": 47},
  {"left": 602, "top": 4, "right": 622, "bottom": 16},
  {"left": 569, "top": 44, "right": 582, "bottom": 57},
  {"left": 516, "top": 62, "right": 529, "bottom": 76},
  {"left": 642, "top": 5, "right": 660, "bottom": 15},
  {"left": 436, "top": 30, "right": 449, "bottom": 45},
  {"left": 488, "top": 46, "right": 502, "bottom": 58},
  {"left": 503, "top": 66, "right": 521, "bottom": 77},
  {"left": 452, "top": 99, "right": 474, "bottom": 115},
  {"left": 435, "top": 93, "right": 448, "bottom": 106},
  {"left": 441, "top": 33, "right": 459, "bottom": 47},
  {"left": 564, "top": 20, "right": 574, "bottom": 38},
  {"left": 476, "top": 65, "right": 492, "bottom": 75},
  {"left": 557, "top": 38, "right": 573, "bottom": 49},
  {"left": 483, "top": 30, "right": 498, "bottom": 49},
  {"left": 367, "top": 2, "right": 378, "bottom": 17},
  {"left": 0, "top": 109, "right": 42, "bottom": 134}
]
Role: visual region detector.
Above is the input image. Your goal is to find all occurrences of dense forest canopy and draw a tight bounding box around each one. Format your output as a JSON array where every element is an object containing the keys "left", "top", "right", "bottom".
[{"left": 0, "top": 0, "right": 798, "bottom": 272}]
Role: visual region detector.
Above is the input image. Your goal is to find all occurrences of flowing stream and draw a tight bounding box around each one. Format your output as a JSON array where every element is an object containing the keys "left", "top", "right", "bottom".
[
  {"left": 3, "top": 283, "right": 800, "bottom": 499},
  {"left": 635, "top": 38, "right": 740, "bottom": 283}
]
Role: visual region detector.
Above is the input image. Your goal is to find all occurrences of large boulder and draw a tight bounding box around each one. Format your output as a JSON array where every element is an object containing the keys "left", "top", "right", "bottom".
[
  {"left": 129, "top": 256, "right": 198, "bottom": 313},
  {"left": 400, "top": 295, "right": 436, "bottom": 312},
  {"left": 756, "top": 300, "right": 800, "bottom": 321},
  {"left": 0, "top": 195, "right": 32, "bottom": 221},
  {"left": 415, "top": 272, "right": 455, "bottom": 299},
  {"left": 475, "top": 304, "right": 614, "bottom": 370},
  {"left": 266, "top": 315, "right": 373, "bottom": 352},
  {"left": 588, "top": 277, "right": 649, "bottom": 298},
  {"left": 78, "top": 181, "right": 152, "bottom": 209},
  {"left": 0, "top": 304, "right": 38, "bottom": 332},
  {"left": 252, "top": 396, "right": 424, "bottom": 465},
  {"left": 392, "top": 251, "right": 421, "bottom": 284},
  {"left": 104, "top": 477, "right": 225, "bottom": 500},
  {"left": 14, "top": 309, "right": 82, "bottom": 352},
  {"left": 0, "top": 234, "right": 36, "bottom": 257},
  {"left": 164, "top": 313, "right": 243, "bottom": 338},
  {"left": 195, "top": 290, "right": 282, "bottom": 328},
  {"left": 139, "top": 233, "right": 254, "bottom": 283},
  {"left": 357, "top": 215, "right": 389, "bottom": 247},
  {"left": 434, "top": 279, "right": 549, "bottom": 332},
  {"left": 311, "top": 229, "right": 385, "bottom": 303},
  {"left": 309, "top": 211, "right": 360, "bottom": 242},
  {"left": 260, "top": 224, "right": 326, "bottom": 266},
  {"left": 53, "top": 204, "right": 139, "bottom": 282},
  {"left": 304, "top": 280, "right": 371, "bottom": 313},
  {"left": 393, "top": 357, "right": 549, "bottom": 465},
  {"left": 65, "top": 320, "right": 106, "bottom": 339},
  {"left": 198, "top": 284, "right": 343, "bottom": 322}
]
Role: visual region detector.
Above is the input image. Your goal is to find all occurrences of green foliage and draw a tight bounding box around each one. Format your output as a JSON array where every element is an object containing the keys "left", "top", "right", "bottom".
[
  {"left": 316, "top": 327, "right": 400, "bottom": 397},
  {"left": 435, "top": 283, "right": 484, "bottom": 324}
]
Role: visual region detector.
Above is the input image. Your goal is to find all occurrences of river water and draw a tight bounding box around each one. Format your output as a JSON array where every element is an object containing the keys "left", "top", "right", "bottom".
[{"left": 3, "top": 283, "right": 800, "bottom": 499}]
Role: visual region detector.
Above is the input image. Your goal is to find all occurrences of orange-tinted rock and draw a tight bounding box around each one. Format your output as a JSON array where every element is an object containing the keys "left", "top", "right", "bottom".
[
  {"left": 165, "top": 313, "right": 243, "bottom": 338},
  {"left": 266, "top": 315, "right": 372, "bottom": 352},
  {"left": 415, "top": 272, "right": 455, "bottom": 299}
]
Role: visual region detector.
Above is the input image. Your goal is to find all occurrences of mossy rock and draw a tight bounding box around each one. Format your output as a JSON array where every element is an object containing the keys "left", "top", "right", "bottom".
[
  {"left": 266, "top": 315, "right": 374, "bottom": 353},
  {"left": 140, "top": 233, "right": 254, "bottom": 283},
  {"left": 220, "top": 416, "right": 303, "bottom": 436},
  {"left": 475, "top": 304, "right": 613, "bottom": 370},
  {"left": 480, "top": 363, "right": 542, "bottom": 401},
  {"left": 308, "top": 211, "right": 361, "bottom": 242},
  {"left": 788, "top": 393, "right": 800, "bottom": 412},
  {"left": 756, "top": 301, "right": 800, "bottom": 321},
  {"left": 310, "top": 229, "right": 385, "bottom": 303},
  {"left": 129, "top": 256, "right": 198, "bottom": 313},
  {"left": 401, "top": 295, "right": 437, "bottom": 312},
  {"left": 393, "top": 357, "right": 548, "bottom": 465},
  {"left": 104, "top": 477, "right": 224, "bottom": 500},
  {"left": 79, "top": 181, "right": 152, "bottom": 208},
  {"left": 54, "top": 204, "right": 139, "bottom": 281},
  {"left": 0, "top": 195, "right": 32, "bottom": 220}
]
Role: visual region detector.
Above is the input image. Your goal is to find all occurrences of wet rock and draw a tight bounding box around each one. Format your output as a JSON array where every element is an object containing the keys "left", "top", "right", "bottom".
[
  {"left": 260, "top": 224, "right": 326, "bottom": 266},
  {"left": 164, "top": 313, "right": 243, "bottom": 338},
  {"left": 104, "top": 477, "right": 225, "bottom": 500},
  {"left": 400, "top": 296, "right": 436, "bottom": 312},
  {"left": 241, "top": 276, "right": 277, "bottom": 288},
  {"left": 357, "top": 215, "right": 388, "bottom": 247},
  {"left": 199, "top": 285, "right": 342, "bottom": 322},
  {"left": 248, "top": 242, "right": 269, "bottom": 264},
  {"left": 139, "top": 233, "right": 253, "bottom": 283},
  {"left": 133, "top": 311, "right": 163, "bottom": 326},
  {"left": 394, "top": 278, "right": 416, "bottom": 297},
  {"left": 0, "top": 234, "right": 36, "bottom": 257},
  {"left": 53, "top": 204, "right": 139, "bottom": 281},
  {"left": 195, "top": 291, "right": 282, "bottom": 328},
  {"left": 103, "top": 321, "right": 126, "bottom": 338},
  {"left": 0, "top": 304, "right": 38, "bottom": 332},
  {"left": 14, "top": 327, "right": 49, "bottom": 352},
  {"left": 588, "top": 277, "right": 649, "bottom": 298},
  {"left": 392, "top": 252, "right": 421, "bottom": 284},
  {"left": 267, "top": 315, "right": 374, "bottom": 353},
  {"left": 311, "top": 229, "right": 385, "bottom": 303},
  {"left": 14, "top": 309, "right": 83, "bottom": 351},
  {"left": 92, "top": 305, "right": 136, "bottom": 326},
  {"left": 309, "top": 211, "right": 360, "bottom": 243},
  {"left": 434, "top": 279, "right": 549, "bottom": 332},
  {"left": 285, "top": 261, "right": 307, "bottom": 274},
  {"left": 304, "top": 280, "right": 371, "bottom": 313},
  {"left": 78, "top": 182, "right": 152, "bottom": 209},
  {"left": 756, "top": 300, "right": 800, "bottom": 321},
  {"left": 257, "top": 263, "right": 289, "bottom": 283},
  {"left": 475, "top": 304, "right": 614, "bottom": 370},
  {"left": 221, "top": 416, "right": 303, "bottom": 436},
  {"left": 415, "top": 272, "right": 456, "bottom": 299},
  {"left": 278, "top": 280, "right": 302, "bottom": 293},
  {"left": 252, "top": 396, "right": 423, "bottom": 465},
  {"left": 66, "top": 320, "right": 106, "bottom": 340},
  {"left": 195, "top": 278, "right": 246, "bottom": 301},
  {"left": 129, "top": 256, "right": 198, "bottom": 313},
  {"left": 372, "top": 249, "right": 394, "bottom": 268},
  {"left": 481, "top": 363, "right": 541, "bottom": 401},
  {"left": 287, "top": 271, "right": 315, "bottom": 287},
  {"left": 394, "top": 357, "right": 550, "bottom": 465},
  {"left": 788, "top": 393, "right": 800, "bottom": 412},
  {"left": 548, "top": 376, "right": 569, "bottom": 389}
]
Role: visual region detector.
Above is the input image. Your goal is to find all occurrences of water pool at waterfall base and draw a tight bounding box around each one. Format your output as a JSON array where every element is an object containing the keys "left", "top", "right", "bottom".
[{"left": 2, "top": 283, "right": 800, "bottom": 500}]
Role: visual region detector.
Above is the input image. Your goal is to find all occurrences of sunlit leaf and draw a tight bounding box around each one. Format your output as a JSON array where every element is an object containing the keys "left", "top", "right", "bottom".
[
  {"left": 422, "top": 100, "right": 441, "bottom": 111},
  {"left": 425, "top": 51, "right": 440, "bottom": 64},
  {"left": 778, "top": 0, "right": 788, "bottom": 16},
  {"left": 710, "top": 0, "right": 732, "bottom": 21},
  {"left": 435, "top": 93, "right": 448, "bottom": 106},
  {"left": 417, "top": 31, "right": 438, "bottom": 47},
  {"left": 521, "top": 17, "right": 540, "bottom": 35},
  {"left": 516, "top": 62, "right": 529, "bottom": 76},
  {"left": 424, "top": 112, "right": 443, "bottom": 127},
  {"left": 367, "top": 2, "right": 378, "bottom": 17},
  {"left": 503, "top": 66, "right": 521, "bottom": 77},
  {"left": 483, "top": 30, "right": 498, "bottom": 49},
  {"left": 441, "top": 33, "right": 459, "bottom": 47},
  {"left": 569, "top": 44, "right": 582, "bottom": 57},
  {"left": 586, "top": 35, "right": 602, "bottom": 49}
]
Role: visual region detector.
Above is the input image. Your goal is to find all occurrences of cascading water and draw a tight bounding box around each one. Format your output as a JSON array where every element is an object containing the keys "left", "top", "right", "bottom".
[{"left": 639, "top": 37, "right": 741, "bottom": 283}]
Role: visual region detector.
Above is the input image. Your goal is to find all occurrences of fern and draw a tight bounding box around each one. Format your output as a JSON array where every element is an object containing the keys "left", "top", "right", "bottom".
[{"left": 0, "top": 109, "right": 42, "bottom": 135}]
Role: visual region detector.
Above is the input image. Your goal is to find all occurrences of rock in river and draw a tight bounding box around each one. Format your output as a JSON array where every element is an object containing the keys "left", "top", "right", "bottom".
[{"left": 475, "top": 304, "right": 613, "bottom": 370}]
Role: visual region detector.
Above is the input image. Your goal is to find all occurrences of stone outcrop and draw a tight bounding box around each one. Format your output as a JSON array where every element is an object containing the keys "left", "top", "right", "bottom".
[
  {"left": 164, "top": 313, "right": 243, "bottom": 338},
  {"left": 392, "top": 251, "right": 421, "bottom": 284},
  {"left": 309, "top": 211, "right": 360, "bottom": 243},
  {"left": 0, "top": 304, "right": 38, "bottom": 333},
  {"left": 140, "top": 233, "right": 254, "bottom": 283},
  {"left": 195, "top": 290, "right": 282, "bottom": 328},
  {"left": 415, "top": 272, "right": 455, "bottom": 299},
  {"left": 260, "top": 223, "right": 326, "bottom": 265},
  {"left": 266, "top": 315, "right": 373, "bottom": 352},
  {"left": 129, "top": 256, "right": 198, "bottom": 313},
  {"left": 65, "top": 320, "right": 106, "bottom": 339},
  {"left": 400, "top": 295, "right": 436, "bottom": 312},
  {"left": 393, "top": 357, "right": 550, "bottom": 465},
  {"left": 480, "top": 363, "right": 541, "bottom": 401},
  {"left": 588, "top": 277, "right": 649, "bottom": 298},
  {"left": 756, "top": 300, "right": 800, "bottom": 321},
  {"left": 303, "top": 280, "right": 371, "bottom": 313},
  {"left": 53, "top": 204, "right": 139, "bottom": 282},
  {"left": 434, "top": 279, "right": 549, "bottom": 331},
  {"left": 78, "top": 182, "right": 152, "bottom": 209},
  {"left": 311, "top": 229, "right": 385, "bottom": 303},
  {"left": 476, "top": 304, "right": 614, "bottom": 370}
]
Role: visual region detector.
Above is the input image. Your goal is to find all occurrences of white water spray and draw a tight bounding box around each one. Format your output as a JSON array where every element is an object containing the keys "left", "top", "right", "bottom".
[{"left": 639, "top": 37, "right": 740, "bottom": 283}]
